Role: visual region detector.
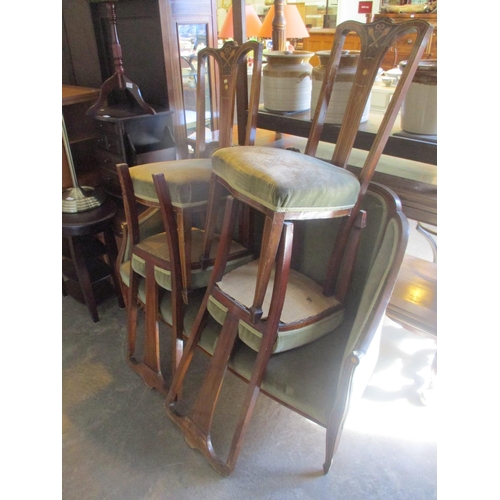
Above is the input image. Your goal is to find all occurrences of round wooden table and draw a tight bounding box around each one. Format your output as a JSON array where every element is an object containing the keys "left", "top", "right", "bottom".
[{"left": 62, "top": 198, "right": 124, "bottom": 322}]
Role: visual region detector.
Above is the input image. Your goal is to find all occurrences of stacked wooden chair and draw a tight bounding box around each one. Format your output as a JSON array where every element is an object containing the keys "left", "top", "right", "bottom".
[
  {"left": 163, "top": 18, "right": 433, "bottom": 474},
  {"left": 116, "top": 40, "right": 263, "bottom": 395}
]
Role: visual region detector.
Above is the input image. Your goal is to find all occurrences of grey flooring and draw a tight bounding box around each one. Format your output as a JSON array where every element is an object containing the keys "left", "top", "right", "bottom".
[{"left": 62, "top": 221, "right": 437, "bottom": 499}]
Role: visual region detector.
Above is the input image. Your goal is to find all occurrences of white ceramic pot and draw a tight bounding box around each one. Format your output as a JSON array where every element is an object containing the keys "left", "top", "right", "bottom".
[
  {"left": 263, "top": 51, "right": 314, "bottom": 113},
  {"left": 311, "top": 50, "right": 370, "bottom": 124},
  {"left": 400, "top": 60, "right": 437, "bottom": 135}
]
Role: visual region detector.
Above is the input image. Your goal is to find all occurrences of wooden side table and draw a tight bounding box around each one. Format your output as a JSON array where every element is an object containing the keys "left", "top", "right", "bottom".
[{"left": 62, "top": 198, "right": 124, "bottom": 322}]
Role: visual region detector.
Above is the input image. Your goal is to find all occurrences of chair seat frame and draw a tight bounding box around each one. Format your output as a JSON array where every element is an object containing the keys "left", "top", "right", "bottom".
[{"left": 164, "top": 18, "right": 433, "bottom": 475}]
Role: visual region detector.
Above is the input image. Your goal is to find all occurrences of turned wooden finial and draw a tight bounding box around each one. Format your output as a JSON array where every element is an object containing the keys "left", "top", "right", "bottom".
[
  {"left": 105, "top": 2, "right": 125, "bottom": 85},
  {"left": 272, "top": 0, "right": 287, "bottom": 51}
]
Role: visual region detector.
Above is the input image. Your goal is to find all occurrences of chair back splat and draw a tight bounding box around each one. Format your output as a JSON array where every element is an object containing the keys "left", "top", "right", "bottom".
[
  {"left": 116, "top": 40, "right": 262, "bottom": 395},
  {"left": 305, "top": 18, "right": 433, "bottom": 295},
  {"left": 164, "top": 19, "right": 431, "bottom": 475}
]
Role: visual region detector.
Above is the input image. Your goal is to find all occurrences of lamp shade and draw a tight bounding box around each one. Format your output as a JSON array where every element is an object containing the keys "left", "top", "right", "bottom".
[
  {"left": 219, "top": 5, "right": 263, "bottom": 39},
  {"left": 258, "top": 5, "right": 310, "bottom": 39}
]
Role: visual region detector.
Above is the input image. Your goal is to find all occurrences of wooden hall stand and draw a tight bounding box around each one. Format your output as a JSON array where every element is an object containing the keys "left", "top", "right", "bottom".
[{"left": 62, "top": 198, "right": 124, "bottom": 322}]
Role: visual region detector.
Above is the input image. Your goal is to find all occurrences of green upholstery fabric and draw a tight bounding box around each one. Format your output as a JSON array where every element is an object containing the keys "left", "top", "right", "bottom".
[
  {"left": 119, "top": 261, "right": 147, "bottom": 304},
  {"left": 119, "top": 209, "right": 164, "bottom": 268},
  {"left": 160, "top": 287, "right": 207, "bottom": 335},
  {"left": 185, "top": 187, "right": 406, "bottom": 425},
  {"left": 206, "top": 260, "right": 344, "bottom": 353},
  {"left": 131, "top": 228, "right": 253, "bottom": 292},
  {"left": 212, "top": 146, "right": 360, "bottom": 213},
  {"left": 129, "top": 159, "right": 212, "bottom": 208}
]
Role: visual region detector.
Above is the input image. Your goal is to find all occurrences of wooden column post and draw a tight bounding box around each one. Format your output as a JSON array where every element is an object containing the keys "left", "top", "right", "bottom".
[
  {"left": 234, "top": 0, "right": 249, "bottom": 145},
  {"left": 272, "top": 0, "right": 287, "bottom": 51}
]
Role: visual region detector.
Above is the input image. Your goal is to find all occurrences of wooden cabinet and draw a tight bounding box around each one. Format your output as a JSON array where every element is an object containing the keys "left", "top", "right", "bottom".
[
  {"left": 302, "top": 29, "right": 361, "bottom": 66},
  {"left": 372, "top": 13, "right": 437, "bottom": 69},
  {"left": 300, "top": 13, "right": 436, "bottom": 70},
  {"left": 94, "top": 110, "right": 176, "bottom": 198},
  {"left": 62, "top": 85, "right": 101, "bottom": 189}
]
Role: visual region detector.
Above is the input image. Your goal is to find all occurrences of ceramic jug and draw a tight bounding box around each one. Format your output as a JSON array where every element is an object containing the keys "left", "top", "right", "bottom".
[
  {"left": 311, "top": 50, "right": 371, "bottom": 124},
  {"left": 399, "top": 59, "right": 437, "bottom": 135},
  {"left": 263, "top": 50, "right": 314, "bottom": 113}
]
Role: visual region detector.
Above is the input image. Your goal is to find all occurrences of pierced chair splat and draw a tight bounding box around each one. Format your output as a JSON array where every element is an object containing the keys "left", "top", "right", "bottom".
[
  {"left": 165, "top": 18, "right": 433, "bottom": 475},
  {"left": 116, "top": 40, "right": 263, "bottom": 395}
]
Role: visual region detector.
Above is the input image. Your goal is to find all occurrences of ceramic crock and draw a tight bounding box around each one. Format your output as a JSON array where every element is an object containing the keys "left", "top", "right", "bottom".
[
  {"left": 263, "top": 50, "right": 314, "bottom": 113},
  {"left": 399, "top": 59, "right": 437, "bottom": 135},
  {"left": 311, "top": 50, "right": 371, "bottom": 124}
]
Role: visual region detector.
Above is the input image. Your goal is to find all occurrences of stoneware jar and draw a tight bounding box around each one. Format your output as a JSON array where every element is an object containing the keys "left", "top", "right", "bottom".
[
  {"left": 399, "top": 59, "right": 437, "bottom": 135},
  {"left": 311, "top": 50, "right": 371, "bottom": 124},
  {"left": 263, "top": 50, "right": 314, "bottom": 113}
]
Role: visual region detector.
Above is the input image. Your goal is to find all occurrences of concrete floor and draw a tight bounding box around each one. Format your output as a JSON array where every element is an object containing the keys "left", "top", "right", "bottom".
[{"left": 62, "top": 221, "right": 437, "bottom": 499}]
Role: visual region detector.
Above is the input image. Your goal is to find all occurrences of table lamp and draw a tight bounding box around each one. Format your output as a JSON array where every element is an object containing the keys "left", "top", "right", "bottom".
[
  {"left": 62, "top": 115, "right": 105, "bottom": 213},
  {"left": 219, "top": 5, "right": 263, "bottom": 40},
  {"left": 258, "top": 4, "right": 313, "bottom": 114},
  {"left": 257, "top": 4, "right": 309, "bottom": 50}
]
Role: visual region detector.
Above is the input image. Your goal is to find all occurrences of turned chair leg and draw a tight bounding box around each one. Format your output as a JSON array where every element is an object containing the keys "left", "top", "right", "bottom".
[
  {"left": 127, "top": 267, "right": 140, "bottom": 360},
  {"left": 167, "top": 221, "right": 294, "bottom": 476}
]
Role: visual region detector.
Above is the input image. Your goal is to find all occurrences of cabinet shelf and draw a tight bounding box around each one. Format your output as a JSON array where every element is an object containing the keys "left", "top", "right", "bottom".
[
  {"left": 62, "top": 236, "right": 106, "bottom": 261},
  {"left": 62, "top": 257, "right": 112, "bottom": 285},
  {"left": 63, "top": 278, "right": 116, "bottom": 307}
]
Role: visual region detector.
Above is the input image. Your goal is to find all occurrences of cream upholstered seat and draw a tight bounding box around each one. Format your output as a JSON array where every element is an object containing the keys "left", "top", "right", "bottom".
[
  {"left": 164, "top": 18, "right": 433, "bottom": 475},
  {"left": 116, "top": 40, "right": 262, "bottom": 394}
]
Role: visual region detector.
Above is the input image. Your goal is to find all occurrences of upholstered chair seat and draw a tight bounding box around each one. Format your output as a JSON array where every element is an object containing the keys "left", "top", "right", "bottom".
[
  {"left": 212, "top": 146, "right": 360, "bottom": 214},
  {"left": 129, "top": 159, "right": 212, "bottom": 208},
  {"left": 116, "top": 39, "right": 263, "bottom": 394},
  {"left": 164, "top": 18, "right": 433, "bottom": 476}
]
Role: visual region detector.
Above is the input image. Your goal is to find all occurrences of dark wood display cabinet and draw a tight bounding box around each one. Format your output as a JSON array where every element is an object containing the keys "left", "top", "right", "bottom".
[{"left": 94, "top": 109, "right": 176, "bottom": 199}]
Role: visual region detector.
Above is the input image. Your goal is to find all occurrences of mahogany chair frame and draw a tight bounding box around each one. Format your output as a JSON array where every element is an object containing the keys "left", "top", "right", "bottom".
[
  {"left": 163, "top": 18, "right": 433, "bottom": 475},
  {"left": 304, "top": 18, "right": 433, "bottom": 295},
  {"left": 116, "top": 40, "right": 262, "bottom": 394}
]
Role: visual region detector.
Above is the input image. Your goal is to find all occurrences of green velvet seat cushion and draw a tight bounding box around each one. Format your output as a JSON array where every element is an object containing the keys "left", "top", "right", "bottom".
[
  {"left": 186, "top": 191, "right": 404, "bottom": 424},
  {"left": 207, "top": 260, "right": 344, "bottom": 353},
  {"left": 212, "top": 146, "right": 360, "bottom": 213},
  {"left": 129, "top": 159, "right": 212, "bottom": 208},
  {"left": 131, "top": 228, "right": 254, "bottom": 292},
  {"left": 119, "top": 261, "right": 147, "bottom": 304}
]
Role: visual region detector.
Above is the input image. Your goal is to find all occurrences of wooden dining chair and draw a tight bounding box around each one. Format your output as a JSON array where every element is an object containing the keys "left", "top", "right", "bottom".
[
  {"left": 163, "top": 18, "right": 432, "bottom": 474},
  {"left": 116, "top": 40, "right": 263, "bottom": 394}
]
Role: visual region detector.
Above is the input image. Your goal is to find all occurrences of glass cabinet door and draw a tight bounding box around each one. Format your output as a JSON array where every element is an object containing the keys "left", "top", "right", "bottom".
[
  {"left": 158, "top": 0, "right": 217, "bottom": 158},
  {"left": 177, "top": 23, "right": 211, "bottom": 139}
]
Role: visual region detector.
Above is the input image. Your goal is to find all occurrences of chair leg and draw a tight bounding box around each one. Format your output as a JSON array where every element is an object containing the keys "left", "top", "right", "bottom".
[
  {"left": 169, "top": 312, "right": 241, "bottom": 476},
  {"left": 167, "top": 223, "right": 294, "bottom": 476},
  {"left": 333, "top": 210, "right": 367, "bottom": 303},
  {"left": 249, "top": 212, "right": 285, "bottom": 323},
  {"left": 177, "top": 210, "right": 192, "bottom": 305},
  {"left": 323, "top": 354, "right": 360, "bottom": 474},
  {"left": 69, "top": 236, "right": 99, "bottom": 323},
  {"left": 127, "top": 267, "right": 140, "bottom": 361},
  {"left": 225, "top": 222, "right": 294, "bottom": 473},
  {"left": 170, "top": 271, "right": 185, "bottom": 399},
  {"left": 166, "top": 196, "right": 240, "bottom": 407},
  {"left": 201, "top": 176, "right": 226, "bottom": 270},
  {"left": 128, "top": 262, "right": 168, "bottom": 395},
  {"left": 103, "top": 226, "right": 125, "bottom": 309}
]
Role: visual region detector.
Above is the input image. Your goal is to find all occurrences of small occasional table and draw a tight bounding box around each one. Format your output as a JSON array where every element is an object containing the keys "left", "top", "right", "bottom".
[{"left": 62, "top": 198, "right": 124, "bottom": 322}]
